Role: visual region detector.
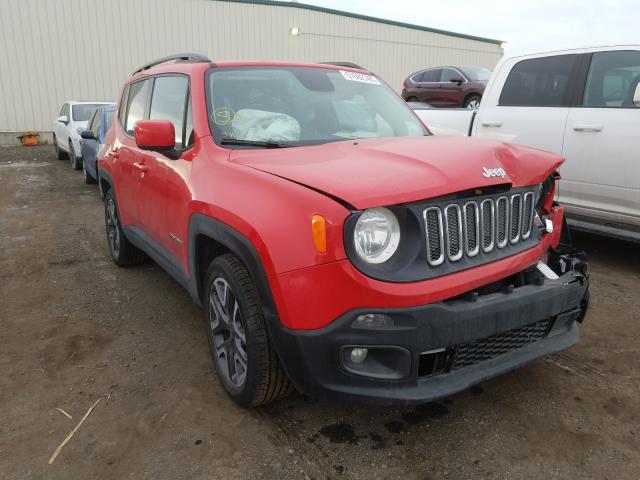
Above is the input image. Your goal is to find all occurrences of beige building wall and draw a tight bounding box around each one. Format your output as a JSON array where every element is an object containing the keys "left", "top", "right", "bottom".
[{"left": 0, "top": 0, "right": 503, "bottom": 134}]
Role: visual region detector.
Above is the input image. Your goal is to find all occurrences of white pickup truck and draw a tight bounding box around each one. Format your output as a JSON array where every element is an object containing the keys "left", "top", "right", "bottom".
[{"left": 415, "top": 45, "right": 640, "bottom": 242}]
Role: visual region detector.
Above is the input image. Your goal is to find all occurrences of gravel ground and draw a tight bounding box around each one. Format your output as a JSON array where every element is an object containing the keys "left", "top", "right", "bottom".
[{"left": 1, "top": 145, "right": 639, "bottom": 479}]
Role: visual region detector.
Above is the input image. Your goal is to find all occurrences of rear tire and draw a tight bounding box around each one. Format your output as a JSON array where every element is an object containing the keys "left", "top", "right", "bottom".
[
  {"left": 54, "top": 135, "right": 66, "bottom": 160},
  {"left": 104, "top": 189, "right": 146, "bottom": 266},
  {"left": 464, "top": 94, "right": 482, "bottom": 109},
  {"left": 69, "top": 141, "right": 82, "bottom": 170},
  {"left": 204, "top": 253, "right": 293, "bottom": 406}
]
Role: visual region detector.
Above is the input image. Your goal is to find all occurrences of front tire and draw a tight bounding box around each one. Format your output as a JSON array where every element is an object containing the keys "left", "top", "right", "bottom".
[
  {"left": 406, "top": 96, "right": 419, "bottom": 103},
  {"left": 464, "top": 94, "right": 482, "bottom": 109},
  {"left": 69, "top": 141, "right": 82, "bottom": 170},
  {"left": 104, "top": 189, "right": 146, "bottom": 266},
  {"left": 204, "top": 254, "right": 293, "bottom": 406}
]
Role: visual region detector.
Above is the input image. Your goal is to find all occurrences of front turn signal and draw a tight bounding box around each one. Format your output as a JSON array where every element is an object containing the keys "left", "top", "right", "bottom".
[{"left": 311, "top": 214, "right": 327, "bottom": 254}]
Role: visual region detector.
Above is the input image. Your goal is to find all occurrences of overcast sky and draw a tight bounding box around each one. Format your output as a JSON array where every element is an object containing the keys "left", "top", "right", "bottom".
[{"left": 302, "top": 0, "right": 637, "bottom": 54}]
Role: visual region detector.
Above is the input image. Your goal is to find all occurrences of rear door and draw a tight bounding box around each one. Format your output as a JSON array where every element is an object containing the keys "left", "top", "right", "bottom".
[
  {"left": 560, "top": 48, "right": 640, "bottom": 227},
  {"left": 118, "top": 79, "right": 152, "bottom": 227},
  {"left": 473, "top": 53, "right": 582, "bottom": 155},
  {"left": 416, "top": 68, "right": 442, "bottom": 105}
]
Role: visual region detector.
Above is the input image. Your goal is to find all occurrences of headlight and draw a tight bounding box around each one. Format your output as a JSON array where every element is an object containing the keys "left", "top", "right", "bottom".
[{"left": 353, "top": 207, "right": 400, "bottom": 264}]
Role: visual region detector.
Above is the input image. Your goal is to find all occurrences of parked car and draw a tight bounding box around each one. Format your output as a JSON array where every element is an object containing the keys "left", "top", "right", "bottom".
[
  {"left": 414, "top": 45, "right": 640, "bottom": 242},
  {"left": 99, "top": 54, "right": 590, "bottom": 407},
  {"left": 80, "top": 104, "right": 116, "bottom": 184},
  {"left": 53, "top": 101, "right": 112, "bottom": 170},
  {"left": 402, "top": 66, "right": 491, "bottom": 108}
]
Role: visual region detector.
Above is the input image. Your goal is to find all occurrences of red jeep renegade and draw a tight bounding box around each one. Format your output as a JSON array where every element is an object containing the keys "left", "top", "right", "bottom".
[{"left": 98, "top": 54, "right": 590, "bottom": 406}]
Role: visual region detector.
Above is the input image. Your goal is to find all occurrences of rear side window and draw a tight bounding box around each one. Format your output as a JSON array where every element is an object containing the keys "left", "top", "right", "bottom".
[
  {"left": 583, "top": 50, "right": 640, "bottom": 108},
  {"left": 118, "top": 85, "right": 129, "bottom": 128},
  {"left": 149, "top": 76, "right": 189, "bottom": 148},
  {"left": 499, "top": 54, "right": 578, "bottom": 107},
  {"left": 125, "top": 80, "right": 152, "bottom": 134},
  {"left": 422, "top": 69, "right": 442, "bottom": 82}
]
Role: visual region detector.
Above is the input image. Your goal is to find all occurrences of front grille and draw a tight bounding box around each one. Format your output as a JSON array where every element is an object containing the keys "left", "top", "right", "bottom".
[
  {"left": 452, "top": 318, "right": 553, "bottom": 370},
  {"left": 423, "top": 189, "right": 536, "bottom": 266}
]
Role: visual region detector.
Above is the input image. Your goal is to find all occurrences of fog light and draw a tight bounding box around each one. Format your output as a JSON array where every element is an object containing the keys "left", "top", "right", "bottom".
[
  {"left": 353, "top": 313, "right": 394, "bottom": 328},
  {"left": 350, "top": 348, "right": 368, "bottom": 364}
]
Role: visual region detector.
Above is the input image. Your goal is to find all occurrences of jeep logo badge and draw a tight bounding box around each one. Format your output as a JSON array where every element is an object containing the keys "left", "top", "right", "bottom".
[{"left": 482, "top": 167, "right": 506, "bottom": 178}]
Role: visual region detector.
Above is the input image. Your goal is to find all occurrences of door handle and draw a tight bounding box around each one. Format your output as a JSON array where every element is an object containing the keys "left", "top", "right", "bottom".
[
  {"left": 480, "top": 121, "right": 502, "bottom": 127},
  {"left": 133, "top": 162, "right": 148, "bottom": 172},
  {"left": 573, "top": 125, "right": 603, "bottom": 132}
]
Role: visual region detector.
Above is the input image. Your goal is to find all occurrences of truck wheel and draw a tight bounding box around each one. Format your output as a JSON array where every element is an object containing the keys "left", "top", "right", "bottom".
[
  {"left": 204, "top": 253, "right": 293, "bottom": 406},
  {"left": 464, "top": 94, "right": 482, "bottom": 109},
  {"left": 104, "top": 189, "right": 146, "bottom": 266},
  {"left": 69, "top": 141, "right": 82, "bottom": 170},
  {"left": 54, "top": 135, "right": 66, "bottom": 160},
  {"left": 406, "top": 96, "right": 419, "bottom": 102}
]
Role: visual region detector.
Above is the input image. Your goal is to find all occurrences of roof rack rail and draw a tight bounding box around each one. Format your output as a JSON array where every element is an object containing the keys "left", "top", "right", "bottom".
[
  {"left": 132, "top": 53, "right": 212, "bottom": 75},
  {"left": 320, "top": 62, "right": 366, "bottom": 70}
]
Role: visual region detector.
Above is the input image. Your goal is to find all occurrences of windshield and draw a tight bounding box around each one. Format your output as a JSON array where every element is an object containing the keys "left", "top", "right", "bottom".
[
  {"left": 460, "top": 66, "right": 492, "bottom": 82},
  {"left": 72, "top": 104, "right": 103, "bottom": 122},
  {"left": 206, "top": 67, "right": 428, "bottom": 147}
]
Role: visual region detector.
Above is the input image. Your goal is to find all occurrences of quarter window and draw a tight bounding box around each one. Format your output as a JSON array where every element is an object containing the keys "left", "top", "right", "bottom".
[
  {"left": 583, "top": 50, "right": 640, "bottom": 108},
  {"left": 149, "top": 76, "right": 189, "bottom": 148},
  {"left": 499, "top": 54, "right": 578, "bottom": 107},
  {"left": 125, "top": 80, "right": 152, "bottom": 135}
]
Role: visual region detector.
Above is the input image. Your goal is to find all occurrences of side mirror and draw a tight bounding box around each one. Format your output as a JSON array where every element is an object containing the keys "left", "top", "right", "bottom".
[
  {"left": 134, "top": 119, "right": 175, "bottom": 151},
  {"left": 80, "top": 130, "right": 96, "bottom": 140},
  {"left": 449, "top": 77, "right": 464, "bottom": 85},
  {"left": 634, "top": 83, "right": 640, "bottom": 108},
  {"left": 57, "top": 115, "right": 68, "bottom": 125}
]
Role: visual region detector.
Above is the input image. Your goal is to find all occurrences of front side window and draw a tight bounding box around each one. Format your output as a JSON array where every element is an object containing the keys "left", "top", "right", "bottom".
[
  {"left": 440, "top": 68, "right": 460, "bottom": 82},
  {"left": 72, "top": 104, "right": 102, "bottom": 122},
  {"left": 104, "top": 110, "right": 115, "bottom": 133},
  {"left": 583, "top": 50, "right": 640, "bottom": 108},
  {"left": 206, "top": 67, "right": 427, "bottom": 147},
  {"left": 149, "top": 76, "right": 189, "bottom": 148},
  {"left": 91, "top": 112, "right": 100, "bottom": 137},
  {"left": 499, "top": 54, "right": 578, "bottom": 107},
  {"left": 125, "top": 80, "right": 152, "bottom": 135},
  {"left": 460, "top": 66, "right": 492, "bottom": 82}
]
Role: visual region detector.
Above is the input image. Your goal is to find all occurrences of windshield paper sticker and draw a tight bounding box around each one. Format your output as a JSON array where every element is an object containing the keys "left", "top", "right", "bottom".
[{"left": 340, "top": 70, "right": 381, "bottom": 85}]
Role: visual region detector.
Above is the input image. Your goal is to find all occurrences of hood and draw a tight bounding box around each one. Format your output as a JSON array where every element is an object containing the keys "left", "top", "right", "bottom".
[{"left": 230, "top": 136, "right": 563, "bottom": 210}]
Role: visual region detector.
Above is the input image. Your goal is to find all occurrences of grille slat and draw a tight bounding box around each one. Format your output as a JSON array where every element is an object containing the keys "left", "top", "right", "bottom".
[
  {"left": 424, "top": 189, "right": 537, "bottom": 266},
  {"left": 452, "top": 318, "right": 552, "bottom": 370}
]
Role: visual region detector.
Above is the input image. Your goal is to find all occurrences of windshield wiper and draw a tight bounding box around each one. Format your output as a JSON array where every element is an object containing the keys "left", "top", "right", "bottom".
[{"left": 220, "top": 138, "right": 293, "bottom": 148}]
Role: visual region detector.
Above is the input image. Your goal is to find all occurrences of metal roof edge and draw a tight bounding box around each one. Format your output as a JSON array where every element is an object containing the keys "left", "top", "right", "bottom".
[{"left": 214, "top": 0, "right": 504, "bottom": 45}]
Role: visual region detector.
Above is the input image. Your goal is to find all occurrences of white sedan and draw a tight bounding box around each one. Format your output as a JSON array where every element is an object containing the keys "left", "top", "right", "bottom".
[{"left": 53, "top": 101, "right": 112, "bottom": 170}]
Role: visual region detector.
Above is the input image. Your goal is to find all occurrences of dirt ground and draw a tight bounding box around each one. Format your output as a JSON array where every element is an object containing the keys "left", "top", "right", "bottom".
[{"left": 1, "top": 145, "right": 639, "bottom": 480}]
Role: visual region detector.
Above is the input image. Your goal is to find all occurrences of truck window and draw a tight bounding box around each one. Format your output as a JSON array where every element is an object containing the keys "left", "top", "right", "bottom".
[
  {"left": 499, "top": 55, "right": 578, "bottom": 107},
  {"left": 583, "top": 50, "right": 640, "bottom": 108}
]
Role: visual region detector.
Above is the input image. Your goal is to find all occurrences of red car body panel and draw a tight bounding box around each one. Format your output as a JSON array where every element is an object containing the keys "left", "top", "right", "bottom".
[{"left": 100, "top": 61, "right": 566, "bottom": 333}]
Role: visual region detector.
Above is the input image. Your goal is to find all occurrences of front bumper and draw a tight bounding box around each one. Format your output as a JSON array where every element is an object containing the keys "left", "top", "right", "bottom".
[{"left": 271, "top": 253, "right": 589, "bottom": 405}]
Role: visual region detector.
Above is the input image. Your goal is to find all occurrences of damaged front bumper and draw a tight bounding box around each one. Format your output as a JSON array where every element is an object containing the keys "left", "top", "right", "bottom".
[{"left": 272, "top": 248, "right": 590, "bottom": 405}]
